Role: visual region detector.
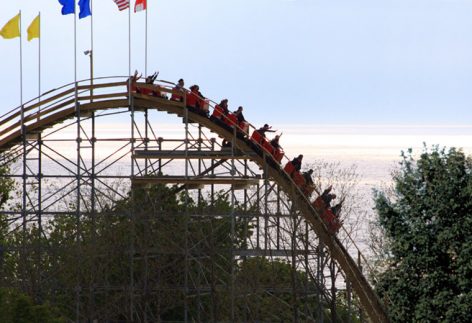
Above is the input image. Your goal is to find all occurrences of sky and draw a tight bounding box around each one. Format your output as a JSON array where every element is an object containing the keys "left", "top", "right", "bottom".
[{"left": 1, "top": 0, "right": 472, "bottom": 126}]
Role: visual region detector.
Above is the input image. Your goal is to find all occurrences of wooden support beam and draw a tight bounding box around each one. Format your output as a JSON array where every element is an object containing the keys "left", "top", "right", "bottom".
[
  {"left": 133, "top": 149, "right": 257, "bottom": 160},
  {"left": 132, "top": 175, "right": 260, "bottom": 188},
  {"left": 234, "top": 249, "right": 317, "bottom": 257}
]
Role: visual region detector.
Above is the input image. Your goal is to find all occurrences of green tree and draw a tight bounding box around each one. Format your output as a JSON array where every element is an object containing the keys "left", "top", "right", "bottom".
[
  {"left": 4, "top": 183, "right": 253, "bottom": 321},
  {"left": 373, "top": 146, "right": 472, "bottom": 322},
  {"left": 2, "top": 176, "right": 360, "bottom": 321},
  {"left": 0, "top": 163, "right": 64, "bottom": 322},
  {"left": 0, "top": 163, "right": 14, "bottom": 241},
  {"left": 0, "top": 288, "right": 65, "bottom": 323}
]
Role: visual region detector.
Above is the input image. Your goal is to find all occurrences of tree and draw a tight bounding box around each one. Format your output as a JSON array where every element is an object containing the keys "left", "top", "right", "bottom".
[
  {"left": 0, "top": 163, "right": 15, "bottom": 285},
  {"left": 0, "top": 163, "right": 65, "bottom": 322},
  {"left": 2, "top": 182, "right": 254, "bottom": 321},
  {"left": 1, "top": 165, "right": 362, "bottom": 321},
  {"left": 0, "top": 164, "right": 14, "bottom": 209},
  {"left": 372, "top": 146, "right": 472, "bottom": 322},
  {"left": 0, "top": 288, "right": 65, "bottom": 323}
]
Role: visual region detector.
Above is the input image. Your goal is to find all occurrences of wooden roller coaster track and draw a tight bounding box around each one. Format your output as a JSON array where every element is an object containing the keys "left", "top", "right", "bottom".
[{"left": 0, "top": 77, "right": 389, "bottom": 322}]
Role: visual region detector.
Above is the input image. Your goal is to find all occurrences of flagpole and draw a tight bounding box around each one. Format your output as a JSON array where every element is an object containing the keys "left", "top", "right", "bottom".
[
  {"left": 90, "top": 0, "right": 94, "bottom": 101},
  {"left": 19, "top": 10, "right": 23, "bottom": 112},
  {"left": 91, "top": 0, "right": 94, "bottom": 61},
  {"left": 145, "top": 3, "right": 148, "bottom": 76},
  {"left": 73, "top": 4, "right": 81, "bottom": 322},
  {"left": 74, "top": 5, "right": 77, "bottom": 89},
  {"left": 129, "top": 3, "right": 131, "bottom": 79},
  {"left": 35, "top": 12, "right": 43, "bottom": 302},
  {"left": 38, "top": 12, "right": 41, "bottom": 111},
  {"left": 128, "top": 3, "right": 135, "bottom": 322},
  {"left": 19, "top": 9, "right": 28, "bottom": 286}
]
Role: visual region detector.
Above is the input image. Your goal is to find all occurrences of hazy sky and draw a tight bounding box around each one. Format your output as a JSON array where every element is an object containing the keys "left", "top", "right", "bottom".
[{"left": 1, "top": 0, "right": 471, "bottom": 125}]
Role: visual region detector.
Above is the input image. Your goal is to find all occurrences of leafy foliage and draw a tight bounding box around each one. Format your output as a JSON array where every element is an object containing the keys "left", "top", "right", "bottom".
[
  {"left": 0, "top": 164, "right": 14, "bottom": 245},
  {"left": 0, "top": 176, "right": 360, "bottom": 321},
  {"left": 0, "top": 164, "right": 14, "bottom": 209},
  {"left": 373, "top": 146, "right": 472, "bottom": 322},
  {"left": 0, "top": 288, "right": 65, "bottom": 323}
]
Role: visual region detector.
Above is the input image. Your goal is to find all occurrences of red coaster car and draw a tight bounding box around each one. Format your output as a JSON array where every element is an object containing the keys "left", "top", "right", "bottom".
[
  {"left": 186, "top": 91, "right": 198, "bottom": 108},
  {"left": 302, "top": 184, "right": 315, "bottom": 197},
  {"left": 292, "top": 170, "right": 305, "bottom": 187},
  {"left": 251, "top": 130, "right": 263, "bottom": 144},
  {"left": 201, "top": 99, "right": 210, "bottom": 114},
  {"left": 284, "top": 161, "right": 295, "bottom": 175},
  {"left": 138, "top": 85, "right": 153, "bottom": 96},
  {"left": 283, "top": 162, "right": 315, "bottom": 196},
  {"left": 312, "top": 197, "right": 342, "bottom": 234},
  {"left": 212, "top": 104, "right": 224, "bottom": 119},
  {"left": 273, "top": 148, "right": 284, "bottom": 163},
  {"left": 262, "top": 139, "right": 275, "bottom": 155},
  {"left": 127, "top": 78, "right": 138, "bottom": 94},
  {"left": 225, "top": 113, "right": 238, "bottom": 128},
  {"left": 170, "top": 90, "right": 183, "bottom": 102},
  {"left": 239, "top": 121, "right": 249, "bottom": 133}
]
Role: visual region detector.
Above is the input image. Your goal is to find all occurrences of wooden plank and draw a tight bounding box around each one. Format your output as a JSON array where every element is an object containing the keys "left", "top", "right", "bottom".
[
  {"left": 24, "top": 92, "right": 126, "bottom": 126},
  {"left": 133, "top": 149, "right": 256, "bottom": 160},
  {"left": 0, "top": 82, "right": 126, "bottom": 136},
  {"left": 134, "top": 82, "right": 174, "bottom": 94},
  {"left": 76, "top": 81, "right": 127, "bottom": 91},
  {"left": 0, "top": 99, "right": 129, "bottom": 150},
  {"left": 24, "top": 87, "right": 76, "bottom": 113},
  {"left": 25, "top": 133, "right": 40, "bottom": 141},
  {"left": 0, "top": 97, "right": 77, "bottom": 138},
  {"left": 77, "top": 92, "right": 128, "bottom": 101},
  {"left": 0, "top": 87, "right": 76, "bottom": 126},
  {"left": 234, "top": 249, "right": 313, "bottom": 257},
  {"left": 132, "top": 176, "right": 260, "bottom": 186},
  {"left": 133, "top": 96, "right": 185, "bottom": 109}
]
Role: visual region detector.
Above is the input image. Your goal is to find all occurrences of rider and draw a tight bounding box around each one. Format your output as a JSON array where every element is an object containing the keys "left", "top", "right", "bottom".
[
  {"left": 144, "top": 72, "right": 163, "bottom": 97},
  {"left": 302, "top": 169, "right": 314, "bottom": 185},
  {"left": 320, "top": 185, "right": 336, "bottom": 208},
  {"left": 186, "top": 85, "right": 199, "bottom": 110},
  {"left": 211, "top": 99, "right": 229, "bottom": 121},
  {"left": 256, "top": 124, "right": 276, "bottom": 138},
  {"left": 194, "top": 85, "right": 209, "bottom": 117},
  {"left": 331, "top": 200, "right": 344, "bottom": 217},
  {"left": 127, "top": 70, "right": 141, "bottom": 94},
  {"left": 170, "top": 78, "right": 185, "bottom": 102},
  {"left": 234, "top": 106, "right": 248, "bottom": 133},
  {"left": 270, "top": 135, "right": 281, "bottom": 149},
  {"left": 291, "top": 154, "right": 303, "bottom": 172},
  {"left": 234, "top": 106, "right": 246, "bottom": 123}
]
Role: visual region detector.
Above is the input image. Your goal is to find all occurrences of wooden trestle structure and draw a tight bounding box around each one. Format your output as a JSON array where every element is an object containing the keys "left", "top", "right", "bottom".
[{"left": 0, "top": 77, "right": 389, "bottom": 322}]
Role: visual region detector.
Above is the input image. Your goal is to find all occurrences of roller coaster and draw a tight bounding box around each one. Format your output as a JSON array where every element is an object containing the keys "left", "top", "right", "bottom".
[{"left": 0, "top": 77, "right": 389, "bottom": 322}]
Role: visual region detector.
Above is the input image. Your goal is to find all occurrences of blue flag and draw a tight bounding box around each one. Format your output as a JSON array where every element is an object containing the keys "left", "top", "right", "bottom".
[
  {"left": 79, "top": 0, "right": 92, "bottom": 19},
  {"left": 58, "top": 0, "right": 75, "bottom": 15}
]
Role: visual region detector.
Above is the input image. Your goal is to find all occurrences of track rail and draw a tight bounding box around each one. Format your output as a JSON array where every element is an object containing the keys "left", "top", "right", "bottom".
[{"left": 0, "top": 77, "right": 389, "bottom": 322}]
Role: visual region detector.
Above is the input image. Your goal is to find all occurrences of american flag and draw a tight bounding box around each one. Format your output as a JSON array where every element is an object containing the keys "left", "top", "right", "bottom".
[{"left": 112, "top": 0, "right": 129, "bottom": 11}]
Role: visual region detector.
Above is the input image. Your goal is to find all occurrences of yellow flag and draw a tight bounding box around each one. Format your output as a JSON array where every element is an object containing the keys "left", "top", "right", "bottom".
[
  {"left": 0, "top": 13, "right": 20, "bottom": 39},
  {"left": 27, "top": 15, "right": 40, "bottom": 41}
]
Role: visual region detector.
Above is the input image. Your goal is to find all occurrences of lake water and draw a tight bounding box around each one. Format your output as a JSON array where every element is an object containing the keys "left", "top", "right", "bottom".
[
  {"left": 279, "top": 124, "right": 472, "bottom": 251},
  {"left": 44, "top": 121, "right": 472, "bottom": 214},
  {"left": 10, "top": 122, "right": 472, "bottom": 255}
]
